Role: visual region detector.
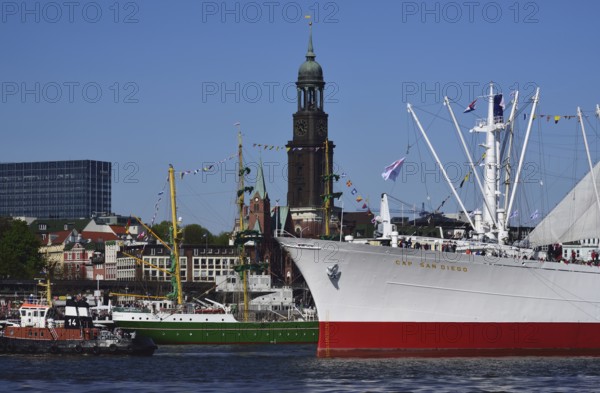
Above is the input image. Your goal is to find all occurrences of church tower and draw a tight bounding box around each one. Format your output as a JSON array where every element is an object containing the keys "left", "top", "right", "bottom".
[
  {"left": 286, "top": 24, "right": 335, "bottom": 238},
  {"left": 246, "top": 160, "right": 272, "bottom": 239}
]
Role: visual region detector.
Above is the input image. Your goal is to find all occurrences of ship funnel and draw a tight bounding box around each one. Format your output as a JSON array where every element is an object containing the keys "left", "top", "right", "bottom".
[{"left": 379, "top": 193, "right": 393, "bottom": 239}]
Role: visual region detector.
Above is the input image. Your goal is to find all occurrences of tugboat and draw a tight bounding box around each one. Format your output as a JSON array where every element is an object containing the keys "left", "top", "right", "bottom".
[{"left": 0, "top": 284, "right": 157, "bottom": 356}]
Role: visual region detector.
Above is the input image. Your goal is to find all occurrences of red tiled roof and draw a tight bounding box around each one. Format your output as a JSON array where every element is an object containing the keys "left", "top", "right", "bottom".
[
  {"left": 42, "top": 230, "right": 73, "bottom": 245},
  {"left": 81, "top": 231, "right": 119, "bottom": 243},
  {"left": 110, "top": 225, "right": 127, "bottom": 235}
]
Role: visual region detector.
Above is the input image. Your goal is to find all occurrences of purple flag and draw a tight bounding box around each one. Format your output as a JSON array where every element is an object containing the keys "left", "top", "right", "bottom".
[{"left": 381, "top": 157, "right": 406, "bottom": 181}]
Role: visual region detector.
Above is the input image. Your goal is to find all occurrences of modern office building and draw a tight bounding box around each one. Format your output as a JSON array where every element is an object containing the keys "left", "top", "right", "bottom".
[{"left": 0, "top": 160, "right": 111, "bottom": 219}]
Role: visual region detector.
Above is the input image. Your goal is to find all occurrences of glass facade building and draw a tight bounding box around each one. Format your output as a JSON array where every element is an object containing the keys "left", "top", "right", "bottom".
[{"left": 0, "top": 160, "right": 111, "bottom": 219}]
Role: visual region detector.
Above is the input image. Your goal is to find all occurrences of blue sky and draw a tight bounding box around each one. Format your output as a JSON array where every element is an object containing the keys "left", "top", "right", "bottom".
[{"left": 2, "top": 0, "right": 599, "bottom": 234}]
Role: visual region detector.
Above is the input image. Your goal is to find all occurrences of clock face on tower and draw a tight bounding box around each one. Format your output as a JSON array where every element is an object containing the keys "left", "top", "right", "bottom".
[
  {"left": 317, "top": 119, "right": 327, "bottom": 137},
  {"left": 295, "top": 119, "right": 307, "bottom": 136}
]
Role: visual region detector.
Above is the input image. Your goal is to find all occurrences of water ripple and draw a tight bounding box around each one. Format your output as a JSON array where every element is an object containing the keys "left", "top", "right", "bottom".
[{"left": 2, "top": 346, "right": 600, "bottom": 392}]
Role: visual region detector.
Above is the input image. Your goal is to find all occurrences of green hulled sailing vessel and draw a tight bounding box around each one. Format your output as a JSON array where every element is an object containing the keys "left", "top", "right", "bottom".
[{"left": 111, "top": 130, "right": 318, "bottom": 345}]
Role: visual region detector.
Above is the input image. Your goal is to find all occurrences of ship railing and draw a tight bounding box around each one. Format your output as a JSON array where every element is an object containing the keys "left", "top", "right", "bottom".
[
  {"left": 475, "top": 118, "right": 488, "bottom": 128},
  {"left": 22, "top": 297, "right": 50, "bottom": 306},
  {"left": 275, "top": 229, "right": 299, "bottom": 238},
  {"left": 474, "top": 117, "right": 505, "bottom": 129}
]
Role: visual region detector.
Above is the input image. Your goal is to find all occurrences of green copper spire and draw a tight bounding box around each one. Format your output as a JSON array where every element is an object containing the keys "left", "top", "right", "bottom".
[
  {"left": 298, "top": 21, "right": 323, "bottom": 84},
  {"left": 306, "top": 22, "right": 315, "bottom": 60},
  {"left": 255, "top": 159, "right": 267, "bottom": 199},
  {"left": 252, "top": 218, "right": 262, "bottom": 234}
]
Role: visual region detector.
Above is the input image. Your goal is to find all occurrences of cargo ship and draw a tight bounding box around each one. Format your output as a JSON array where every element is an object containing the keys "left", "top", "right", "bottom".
[{"left": 279, "top": 84, "right": 600, "bottom": 357}]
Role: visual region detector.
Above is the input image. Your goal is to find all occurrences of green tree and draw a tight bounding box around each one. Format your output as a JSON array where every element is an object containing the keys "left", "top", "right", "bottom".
[
  {"left": 214, "top": 232, "right": 232, "bottom": 246},
  {"left": 0, "top": 218, "right": 44, "bottom": 279},
  {"left": 182, "top": 224, "right": 211, "bottom": 245},
  {"left": 150, "top": 220, "right": 172, "bottom": 242}
]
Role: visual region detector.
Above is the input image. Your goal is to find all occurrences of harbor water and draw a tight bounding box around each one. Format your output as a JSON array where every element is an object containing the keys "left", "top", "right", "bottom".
[{"left": 2, "top": 344, "right": 600, "bottom": 392}]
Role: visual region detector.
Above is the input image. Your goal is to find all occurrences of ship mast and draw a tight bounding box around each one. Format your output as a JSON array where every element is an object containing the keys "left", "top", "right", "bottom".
[
  {"left": 237, "top": 128, "right": 249, "bottom": 322},
  {"left": 505, "top": 87, "right": 539, "bottom": 239},
  {"left": 168, "top": 164, "right": 183, "bottom": 306},
  {"left": 324, "top": 138, "right": 330, "bottom": 237},
  {"left": 410, "top": 84, "right": 538, "bottom": 243},
  {"left": 445, "top": 96, "right": 497, "bottom": 230},
  {"left": 469, "top": 83, "right": 504, "bottom": 239},
  {"left": 37, "top": 276, "right": 52, "bottom": 305}
]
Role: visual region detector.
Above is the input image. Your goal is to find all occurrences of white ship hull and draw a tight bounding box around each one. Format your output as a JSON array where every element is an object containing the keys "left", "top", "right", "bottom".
[{"left": 279, "top": 237, "right": 600, "bottom": 357}]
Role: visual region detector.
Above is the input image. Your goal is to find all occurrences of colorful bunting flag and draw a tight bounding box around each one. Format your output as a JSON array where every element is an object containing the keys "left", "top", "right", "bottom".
[
  {"left": 459, "top": 173, "right": 469, "bottom": 188},
  {"left": 250, "top": 142, "right": 341, "bottom": 152},
  {"left": 533, "top": 114, "right": 578, "bottom": 123}
]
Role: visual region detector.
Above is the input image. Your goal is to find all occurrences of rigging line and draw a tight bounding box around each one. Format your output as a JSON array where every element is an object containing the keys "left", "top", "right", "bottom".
[
  {"left": 410, "top": 114, "right": 430, "bottom": 211},
  {"left": 511, "top": 111, "right": 539, "bottom": 226},
  {"left": 405, "top": 104, "right": 448, "bottom": 154},
  {"left": 526, "top": 267, "right": 600, "bottom": 319},
  {"left": 536, "top": 112, "right": 548, "bottom": 219},
  {"left": 412, "top": 105, "right": 455, "bottom": 127},
  {"left": 150, "top": 179, "right": 169, "bottom": 227},
  {"left": 139, "top": 178, "right": 170, "bottom": 256},
  {"left": 242, "top": 146, "right": 287, "bottom": 200},
  {"left": 583, "top": 110, "right": 600, "bottom": 140},
  {"left": 571, "top": 115, "right": 580, "bottom": 210},
  {"left": 327, "top": 161, "right": 367, "bottom": 210},
  {"left": 179, "top": 179, "right": 232, "bottom": 230},
  {"left": 387, "top": 194, "right": 419, "bottom": 210},
  {"left": 178, "top": 190, "right": 236, "bottom": 196},
  {"left": 449, "top": 96, "right": 533, "bottom": 133},
  {"left": 406, "top": 111, "right": 411, "bottom": 155},
  {"left": 176, "top": 197, "right": 226, "bottom": 230},
  {"left": 506, "top": 99, "right": 533, "bottom": 126},
  {"left": 413, "top": 104, "right": 445, "bottom": 212}
]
